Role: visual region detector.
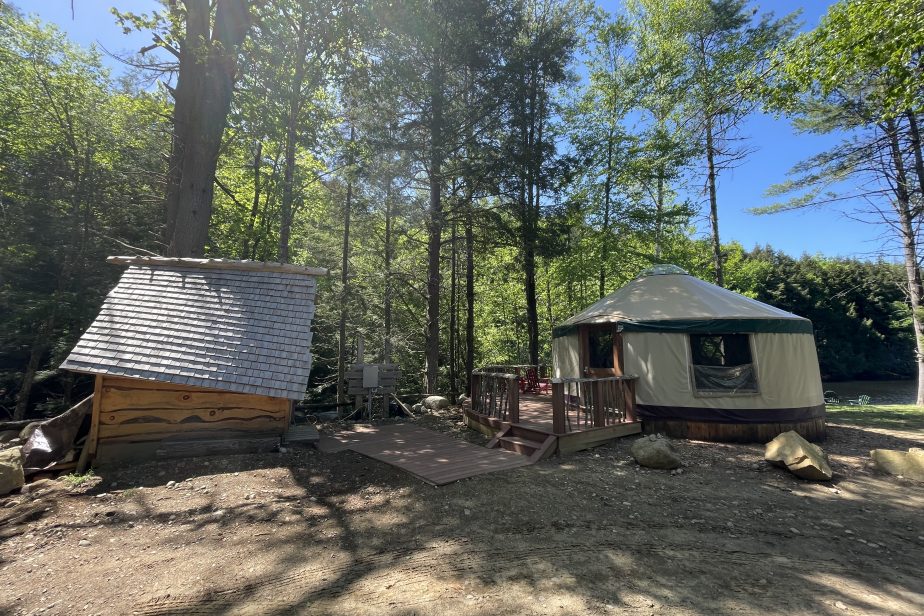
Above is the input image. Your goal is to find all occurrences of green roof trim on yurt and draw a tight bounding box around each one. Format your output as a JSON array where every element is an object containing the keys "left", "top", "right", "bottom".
[{"left": 553, "top": 317, "right": 812, "bottom": 338}]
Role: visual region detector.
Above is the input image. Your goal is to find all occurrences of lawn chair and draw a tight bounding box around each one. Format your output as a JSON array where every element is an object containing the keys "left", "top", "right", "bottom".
[
  {"left": 823, "top": 390, "right": 840, "bottom": 404},
  {"left": 520, "top": 367, "right": 551, "bottom": 394},
  {"left": 847, "top": 394, "right": 870, "bottom": 406}
]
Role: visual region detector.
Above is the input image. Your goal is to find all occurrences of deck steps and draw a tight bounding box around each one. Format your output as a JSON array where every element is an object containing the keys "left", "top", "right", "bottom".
[{"left": 487, "top": 425, "right": 557, "bottom": 462}]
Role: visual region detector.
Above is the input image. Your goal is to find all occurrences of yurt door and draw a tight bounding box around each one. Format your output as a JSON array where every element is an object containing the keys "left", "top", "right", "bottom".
[{"left": 580, "top": 325, "right": 623, "bottom": 377}]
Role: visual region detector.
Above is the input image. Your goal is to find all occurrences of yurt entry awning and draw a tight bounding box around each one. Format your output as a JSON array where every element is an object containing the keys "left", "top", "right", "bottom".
[
  {"left": 553, "top": 265, "right": 812, "bottom": 337},
  {"left": 61, "top": 256, "right": 327, "bottom": 400}
]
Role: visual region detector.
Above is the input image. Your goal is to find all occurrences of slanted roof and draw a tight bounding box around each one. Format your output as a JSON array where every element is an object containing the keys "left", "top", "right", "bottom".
[
  {"left": 554, "top": 266, "right": 812, "bottom": 337},
  {"left": 61, "top": 256, "right": 327, "bottom": 400}
]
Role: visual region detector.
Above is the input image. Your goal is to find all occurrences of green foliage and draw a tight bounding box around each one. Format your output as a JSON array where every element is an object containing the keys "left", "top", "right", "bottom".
[
  {"left": 3, "top": 1, "right": 921, "bottom": 418},
  {"left": 728, "top": 247, "right": 915, "bottom": 381},
  {"left": 0, "top": 6, "right": 167, "bottom": 416},
  {"left": 771, "top": 0, "right": 924, "bottom": 119},
  {"left": 60, "top": 469, "right": 96, "bottom": 488}
]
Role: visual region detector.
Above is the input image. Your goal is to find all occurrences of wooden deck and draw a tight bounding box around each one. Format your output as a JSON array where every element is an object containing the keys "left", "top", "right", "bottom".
[
  {"left": 464, "top": 390, "right": 642, "bottom": 456},
  {"left": 317, "top": 423, "right": 532, "bottom": 485}
]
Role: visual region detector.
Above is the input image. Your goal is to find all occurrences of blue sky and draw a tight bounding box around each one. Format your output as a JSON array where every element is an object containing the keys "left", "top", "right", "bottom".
[{"left": 22, "top": 0, "right": 891, "bottom": 261}]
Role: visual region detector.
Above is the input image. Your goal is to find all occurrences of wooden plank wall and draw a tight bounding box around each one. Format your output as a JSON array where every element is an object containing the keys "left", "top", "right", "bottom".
[{"left": 92, "top": 376, "right": 290, "bottom": 452}]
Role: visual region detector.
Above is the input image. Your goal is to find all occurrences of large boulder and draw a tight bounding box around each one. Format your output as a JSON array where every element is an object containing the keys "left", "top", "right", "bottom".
[
  {"left": 630, "top": 434, "right": 681, "bottom": 470},
  {"left": 0, "top": 446, "right": 25, "bottom": 496},
  {"left": 422, "top": 396, "right": 450, "bottom": 411},
  {"left": 764, "top": 431, "right": 833, "bottom": 481},
  {"left": 870, "top": 448, "right": 924, "bottom": 481}
]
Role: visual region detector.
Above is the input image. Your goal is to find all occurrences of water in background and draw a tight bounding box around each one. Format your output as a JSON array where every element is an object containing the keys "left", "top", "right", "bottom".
[{"left": 821, "top": 380, "right": 918, "bottom": 405}]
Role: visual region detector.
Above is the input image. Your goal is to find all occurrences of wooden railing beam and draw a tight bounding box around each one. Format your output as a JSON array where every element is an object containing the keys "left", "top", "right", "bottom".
[
  {"left": 508, "top": 376, "right": 519, "bottom": 424},
  {"left": 551, "top": 379, "right": 566, "bottom": 434}
]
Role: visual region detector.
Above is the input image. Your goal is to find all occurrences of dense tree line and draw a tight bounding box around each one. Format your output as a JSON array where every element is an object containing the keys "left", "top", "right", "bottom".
[
  {"left": 726, "top": 247, "right": 916, "bottom": 381},
  {"left": 1, "top": 0, "right": 922, "bottom": 419}
]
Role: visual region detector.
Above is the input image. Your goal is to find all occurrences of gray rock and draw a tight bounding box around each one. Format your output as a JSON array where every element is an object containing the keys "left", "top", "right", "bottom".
[
  {"left": 457, "top": 394, "right": 468, "bottom": 406},
  {"left": 166, "top": 480, "right": 176, "bottom": 488},
  {"left": 630, "top": 435, "right": 681, "bottom": 470},
  {"left": 412, "top": 403, "right": 424, "bottom": 413},
  {"left": 0, "top": 446, "right": 24, "bottom": 496},
  {"left": 870, "top": 447, "right": 924, "bottom": 481},
  {"left": 18, "top": 422, "right": 41, "bottom": 442},
  {"left": 764, "top": 431, "right": 832, "bottom": 481},
  {"left": 78, "top": 539, "right": 91, "bottom": 547},
  {"left": 422, "top": 396, "right": 450, "bottom": 410}
]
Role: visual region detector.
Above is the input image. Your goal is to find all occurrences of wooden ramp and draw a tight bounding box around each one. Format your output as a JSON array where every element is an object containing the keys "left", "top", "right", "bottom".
[{"left": 317, "top": 423, "right": 532, "bottom": 485}]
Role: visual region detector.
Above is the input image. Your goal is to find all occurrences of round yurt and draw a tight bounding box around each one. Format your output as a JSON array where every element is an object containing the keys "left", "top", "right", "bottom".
[{"left": 551, "top": 265, "right": 825, "bottom": 442}]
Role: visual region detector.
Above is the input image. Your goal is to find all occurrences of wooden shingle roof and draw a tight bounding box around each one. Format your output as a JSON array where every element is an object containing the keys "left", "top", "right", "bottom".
[{"left": 61, "top": 257, "right": 326, "bottom": 400}]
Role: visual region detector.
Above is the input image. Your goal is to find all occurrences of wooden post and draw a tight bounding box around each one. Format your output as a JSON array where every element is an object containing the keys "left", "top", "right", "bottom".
[
  {"left": 470, "top": 372, "right": 481, "bottom": 413},
  {"left": 624, "top": 378, "right": 637, "bottom": 423},
  {"left": 76, "top": 375, "right": 104, "bottom": 473},
  {"left": 592, "top": 380, "right": 605, "bottom": 427},
  {"left": 507, "top": 376, "right": 519, "bottom": 424},
  {"left": 551, "top": 379, "right": 565, "bottom": 434}
]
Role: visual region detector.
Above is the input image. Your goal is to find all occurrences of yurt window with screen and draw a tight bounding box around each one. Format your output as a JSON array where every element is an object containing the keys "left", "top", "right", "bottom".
[{"left": 689, "top": 334, "right": 758, "bottom": 395}]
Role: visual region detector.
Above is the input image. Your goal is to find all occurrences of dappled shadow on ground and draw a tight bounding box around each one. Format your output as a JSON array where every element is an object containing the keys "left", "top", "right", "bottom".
[{"left": 1, "top": 419, "right": 923, "bottom": 615}]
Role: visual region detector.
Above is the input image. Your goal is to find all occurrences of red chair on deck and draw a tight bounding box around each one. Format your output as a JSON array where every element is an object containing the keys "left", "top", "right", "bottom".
[{"left": 520, "top": 367, "right": 551, "bottom": 394}]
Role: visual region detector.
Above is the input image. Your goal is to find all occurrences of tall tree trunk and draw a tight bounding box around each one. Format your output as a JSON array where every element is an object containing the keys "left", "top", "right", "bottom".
[
  {"left": 464, "top": 197, "right": 475, "bottom": 392},
  {"left": 14, "top": 327, "right": 50, "bottom": 420},
  {"left": 599, "top": 128, "right": 613, "bottom": 298},
  {"left": 906, "top": 112, "right": 924, "bottom": 199},
  {"left": 886, "top": 119, "right": 924, "bottom": 406},
  {"left": 705, "top": 114, "right": 723, "bottom": 286},
  {"left": 449, "top": 220, "right": 458, "bottom": 399},
  {"left": 241, "top": 141, "right": 262, "bottom": 259},
  {"left": 424, "top": 68, "right": 444, "bottom": 393},
  {"left": 252, "top": 151, "right": 281, "bottom": 260},
  {"left": 167, "top": 0, "right": 251, "bottom": 258},
  {"left": 520, "top": 70, "right": 541, "bottom": 367},
  {"left": 278, "top": 16, "right": 308, "bottom": 263},
  {"left": 337, "top": 125, "right": 355, "bottom": 404},
  {"left": 384, "top": 179, "right": 394, "bottom": 364},
  {"left": 655, "top": 163, "right": 665, "bottom": 259},
  {"left": 164, "top": 0, "right": 208, "bottom": 246}
]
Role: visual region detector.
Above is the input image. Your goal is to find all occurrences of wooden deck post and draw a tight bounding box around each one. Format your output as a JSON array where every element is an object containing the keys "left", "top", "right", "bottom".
[
  {"left": 507, "top": 376, "right": 519, "bottom": 424},
  {"left": 624, "top": 379, "right": 637, "bottom": 423},
  {"left": 592, "top": 380, "right": 605, "bottom": 427},
  {"left": 470, "top": 372, "right": 481, "bottom": 413},
  {"left": 551, "top": 379, "right": 565, "bottom": 434}
]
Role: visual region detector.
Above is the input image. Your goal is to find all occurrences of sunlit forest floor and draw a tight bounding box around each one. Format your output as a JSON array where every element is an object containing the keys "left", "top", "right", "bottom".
[{"left": 1, "top": 408, "right": 922, "bottom": 615}]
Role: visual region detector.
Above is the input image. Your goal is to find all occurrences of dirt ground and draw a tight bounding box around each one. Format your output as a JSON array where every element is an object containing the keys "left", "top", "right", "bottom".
[{"left": 1, "top": 407, "right": 923, "bottom": 616}]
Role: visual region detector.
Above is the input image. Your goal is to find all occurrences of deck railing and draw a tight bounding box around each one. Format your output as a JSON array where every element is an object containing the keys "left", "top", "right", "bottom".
[
  {"left": 551, "top": 375, "right": 637, "bottom": 434},
  {"left": 480, "top": 364, "right": 549, "bottom": 379},
  {"left": 470, "top": 371, "right": 520, "bottom": 423}
]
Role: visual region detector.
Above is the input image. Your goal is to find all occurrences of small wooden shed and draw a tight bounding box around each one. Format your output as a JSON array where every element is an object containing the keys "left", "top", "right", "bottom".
[{"left": 60, "top": 256, "right": 326, "bottom": 467}]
